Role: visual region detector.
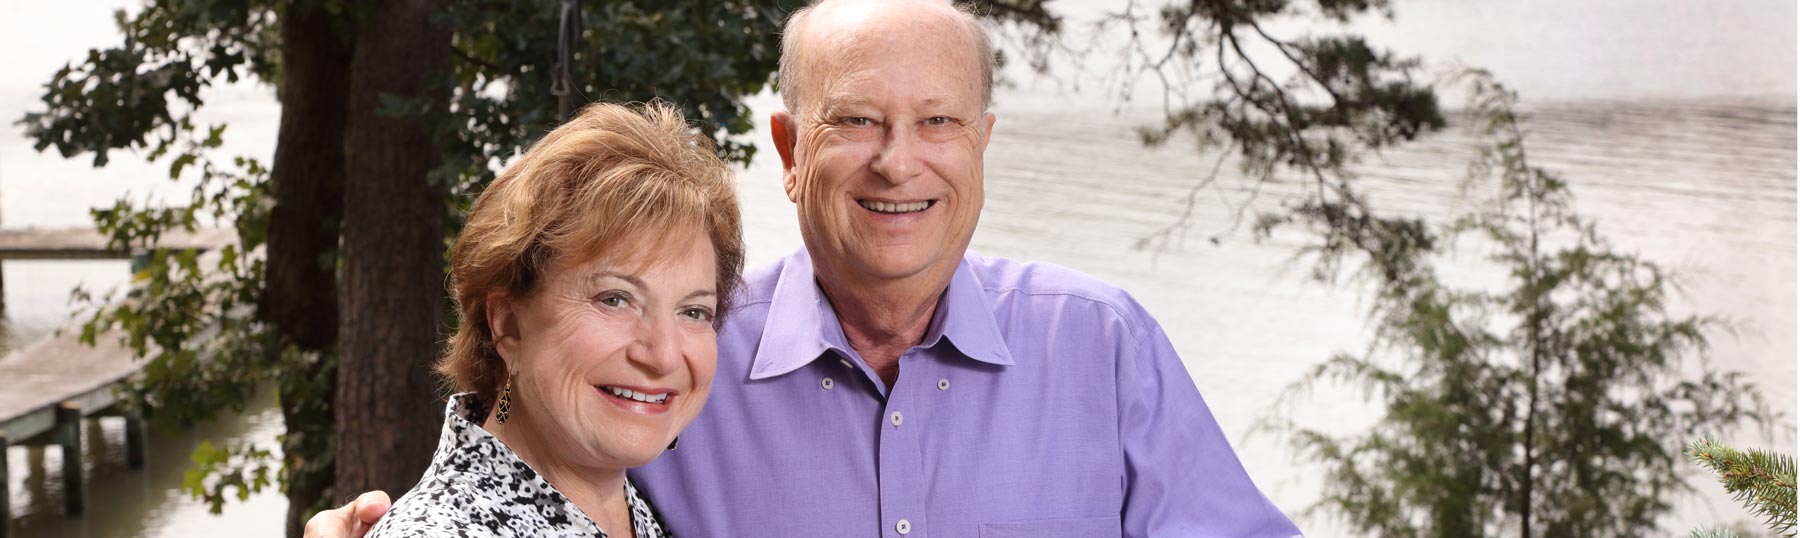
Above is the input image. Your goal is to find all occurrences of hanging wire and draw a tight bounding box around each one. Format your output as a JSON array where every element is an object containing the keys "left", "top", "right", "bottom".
[{"left": 552, "top": 0, "right": 582, "bottom": 122}]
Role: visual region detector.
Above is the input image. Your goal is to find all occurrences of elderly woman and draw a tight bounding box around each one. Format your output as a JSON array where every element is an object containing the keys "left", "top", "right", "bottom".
[{"left": 367, "top": 101, "right": 742, "bottom": 538}]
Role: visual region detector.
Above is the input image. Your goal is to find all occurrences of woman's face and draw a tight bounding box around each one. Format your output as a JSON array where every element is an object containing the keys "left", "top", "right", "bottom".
[{"left": 492, "top": 227, "right": 719, "bottom": 470}]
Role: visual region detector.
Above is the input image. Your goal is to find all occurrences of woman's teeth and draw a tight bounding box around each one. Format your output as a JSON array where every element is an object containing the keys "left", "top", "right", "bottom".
[
  {"left": 859, "top": 200, "right": 931, "bottom": 214},
  {"left": 601, "top": 386, "right": 669, "bottom": 404}
]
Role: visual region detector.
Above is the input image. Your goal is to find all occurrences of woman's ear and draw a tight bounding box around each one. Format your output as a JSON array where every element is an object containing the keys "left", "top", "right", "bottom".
[{"left": 486, "top": 292, "right": 522, "bottom": 364}]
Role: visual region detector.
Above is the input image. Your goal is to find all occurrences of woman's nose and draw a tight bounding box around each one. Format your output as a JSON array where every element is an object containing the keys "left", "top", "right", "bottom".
[{"left": 628, "top": 314, "right": 683, "bottom": 375}]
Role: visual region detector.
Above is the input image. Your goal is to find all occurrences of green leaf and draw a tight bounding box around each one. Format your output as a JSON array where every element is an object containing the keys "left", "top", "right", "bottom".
[{"left": 170, "top": 153, "right": 197, "bottom": 179}]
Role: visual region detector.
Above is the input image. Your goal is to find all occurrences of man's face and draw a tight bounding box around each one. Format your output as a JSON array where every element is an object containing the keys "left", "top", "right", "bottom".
[{"left": 776, "top": 4, "right": 996, "bottom": 289}]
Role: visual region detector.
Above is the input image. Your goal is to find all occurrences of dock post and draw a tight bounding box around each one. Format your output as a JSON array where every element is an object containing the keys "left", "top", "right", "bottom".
[
  {"left": 129, "top": 252, "right": 152, "bottom": 273},
  {"left": 55, "top": 402, "right": 82, "bottom": 516},
  {"left": 124, "top": 413, "right": 145, "bottom": 469},
  {"left": 2, "top": 435, "right": 11, "bottom": 538}
]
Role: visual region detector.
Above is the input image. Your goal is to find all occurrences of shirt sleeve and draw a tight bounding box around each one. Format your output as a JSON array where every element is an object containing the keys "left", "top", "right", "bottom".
[{"left": 1117, "top": 321, "right": 1304, "bottom": 537}]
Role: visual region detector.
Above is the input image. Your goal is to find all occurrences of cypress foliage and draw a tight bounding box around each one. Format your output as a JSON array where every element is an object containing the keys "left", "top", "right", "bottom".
[{"left": 1262, "top": 70, "right": 1777, "bottom": 537}]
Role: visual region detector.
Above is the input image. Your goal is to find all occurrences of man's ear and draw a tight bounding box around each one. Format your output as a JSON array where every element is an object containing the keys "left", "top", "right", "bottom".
[
  {"left": 978, "top": 111, "right": 997, "bottom": 154},
  {"left": 771, "top": 111, "right": 801, "bottom": 203},
  {"left": 486, "top": 292, "right": 522, "bottom": 365}
]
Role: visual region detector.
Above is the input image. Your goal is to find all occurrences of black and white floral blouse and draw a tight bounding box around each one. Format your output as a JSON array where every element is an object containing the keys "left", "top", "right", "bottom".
[{"left": 366, "top": 393, "right": 670, "bottom": 538}]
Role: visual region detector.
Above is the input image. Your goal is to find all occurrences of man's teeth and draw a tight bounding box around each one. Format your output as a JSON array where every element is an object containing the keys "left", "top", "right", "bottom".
[
  {"left": 859, "top": 200, "right": 930, "bottom": 214},
  {"left": 602, "top": 386, "right": 669, "bottom": 404}
]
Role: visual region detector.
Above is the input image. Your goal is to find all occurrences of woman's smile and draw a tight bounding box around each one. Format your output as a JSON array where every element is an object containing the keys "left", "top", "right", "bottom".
[{"left": 596, "top": 384, "right": 677, "bottom": 414}]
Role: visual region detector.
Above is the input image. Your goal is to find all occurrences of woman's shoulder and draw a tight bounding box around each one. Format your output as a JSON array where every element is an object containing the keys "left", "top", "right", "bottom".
[
  {"left": 365, "top": 482, "right": 502, "bottom": 537},
  {"left": 366, "top": 393, "right": 607, "bottom": 537},
  {"left": 367, "top": 465, "right": 607, "bottom": 538}
]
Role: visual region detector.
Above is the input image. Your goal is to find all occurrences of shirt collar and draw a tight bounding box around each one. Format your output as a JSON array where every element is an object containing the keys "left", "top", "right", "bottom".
[
  {"left": 749, "top": 249, "right": 852, "bottom": 380},
  {"left": 749, "top": 250, "right": 1015, "bottom": 381},
  {"left": 920, "top": 254, "right": 1015, "bottom": 367},
  {"left": 438, "top": 394, "right": 668, "bottom": 537}
]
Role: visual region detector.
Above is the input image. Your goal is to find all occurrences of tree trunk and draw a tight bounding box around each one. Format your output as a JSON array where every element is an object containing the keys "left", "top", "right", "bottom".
[
  {"left": 334, "top": 0, "right": 448, "bottom": 503},
  {"left": 260, "top": 2, "right": 353, "bottom": 536},
  {"left": 263, "top": 0, "right": 349, "bottom": 352},
  {"left": 1518, "top": 116, "right": 1543, "bottom": 538}
]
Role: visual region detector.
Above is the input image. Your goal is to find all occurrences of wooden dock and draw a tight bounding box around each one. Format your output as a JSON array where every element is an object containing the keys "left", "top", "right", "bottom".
[
  {"left": 0, "top": 227, "right": 231, "bottom": 535},
  {"left": 0, "top": 332, "right": 143, "bottom": 523},
  {"left": 0, "top": 226, "right": 234, "bottom": 260}
]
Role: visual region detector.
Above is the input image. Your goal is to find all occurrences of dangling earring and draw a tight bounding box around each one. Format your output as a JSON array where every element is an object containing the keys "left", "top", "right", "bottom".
[
  {"left": 496, "top": 377, "right": 514, "bottom": 424},
  {"left": 666, "top": 436, "right": 679, "bottom": 451}
]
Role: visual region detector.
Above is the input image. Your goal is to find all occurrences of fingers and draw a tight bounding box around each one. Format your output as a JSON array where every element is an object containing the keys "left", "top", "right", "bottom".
[
  {"left": 302, "top": 500, "right": 360, "bottom": 538},
  {"left": 352, "top": 490, "right": 393, "bottom": 525},
  {"left": 300, "top": 491, "right": 391, "bottom": 538}
]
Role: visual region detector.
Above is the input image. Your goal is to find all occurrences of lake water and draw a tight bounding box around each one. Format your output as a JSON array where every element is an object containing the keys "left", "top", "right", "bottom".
[{"left": 1, "top": 0, "right": 1793, "bottom": 536}]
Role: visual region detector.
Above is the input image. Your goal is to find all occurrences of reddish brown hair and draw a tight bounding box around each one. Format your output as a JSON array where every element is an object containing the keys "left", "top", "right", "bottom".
[{"left": 438, "top": 101, "right": 744, "bottom": 405}]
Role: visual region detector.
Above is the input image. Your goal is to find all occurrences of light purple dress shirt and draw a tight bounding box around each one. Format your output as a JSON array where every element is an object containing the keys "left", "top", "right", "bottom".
[{"left": 630, "top": 249, "right": 1301, "bottom": 537}]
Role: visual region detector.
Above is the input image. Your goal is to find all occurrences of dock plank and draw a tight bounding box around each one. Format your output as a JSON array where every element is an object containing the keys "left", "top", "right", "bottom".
[
  {"left": 0, "top": 227, "right": 238, "bottom": 527},
  {"left": 0, "top": 330, "right": 137, "bottom": 441},
  {"left": 0, "top": 227, "right": 233, "bottom": 259}
]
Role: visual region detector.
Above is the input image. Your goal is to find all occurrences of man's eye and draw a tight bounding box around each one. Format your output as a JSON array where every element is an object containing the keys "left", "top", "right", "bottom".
[
  {"left": 842, "top": 117, "right": 872, "bottom": 127},
  {"left": 924, "top": 116, "right": 952, "bottom": 126}
]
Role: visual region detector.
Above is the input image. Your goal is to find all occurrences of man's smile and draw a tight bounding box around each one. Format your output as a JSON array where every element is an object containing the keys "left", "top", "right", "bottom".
[{"left": 856, "top": 198, "right": 937, "bottom": 214}]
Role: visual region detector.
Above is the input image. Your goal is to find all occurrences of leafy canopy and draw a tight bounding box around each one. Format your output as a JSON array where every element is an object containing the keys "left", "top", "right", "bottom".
[{"left": 20, "top": 0, "right": 786, "bottom": 519}]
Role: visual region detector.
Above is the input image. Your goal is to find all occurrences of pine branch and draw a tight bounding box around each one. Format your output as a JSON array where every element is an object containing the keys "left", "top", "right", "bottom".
[
  {"left": 1690, "top": 526, "right": 1743, "bottom": 538},
  {"left": 1688, "top": 437, "right": 1799, "bottom": 537}
]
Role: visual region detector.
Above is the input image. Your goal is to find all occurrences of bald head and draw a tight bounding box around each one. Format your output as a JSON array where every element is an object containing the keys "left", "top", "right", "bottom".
[{"left": 778, "top": 0, "right": 995, "bottom": 113}]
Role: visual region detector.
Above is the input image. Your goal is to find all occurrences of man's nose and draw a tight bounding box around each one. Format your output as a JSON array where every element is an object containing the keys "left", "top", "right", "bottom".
[
  {"left": 870, "top": 125, "right": 923, "bottom": 185},
  {"left": 627, "top": 314, "right": 682, "bottom": 376}
]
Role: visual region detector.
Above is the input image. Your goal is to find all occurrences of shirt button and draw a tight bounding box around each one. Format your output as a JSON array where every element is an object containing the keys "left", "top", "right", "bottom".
[
  {"left": 890, "top": 411, "right": 904, "bottom": 426},
  {"left": 896, "top": 519, "right": 912, "bottom": 534},
  {"left": 937, "top": 378, "right": 950, "bottom": 391},
  {"left": 821, "top": 377, "right": 835, "bottom": 390}
]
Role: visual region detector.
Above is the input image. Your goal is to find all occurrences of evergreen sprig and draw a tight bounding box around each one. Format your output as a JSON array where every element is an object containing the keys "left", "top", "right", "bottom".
[{"left": 1687, "top": 437, "right": 1797, "bottom": 537}]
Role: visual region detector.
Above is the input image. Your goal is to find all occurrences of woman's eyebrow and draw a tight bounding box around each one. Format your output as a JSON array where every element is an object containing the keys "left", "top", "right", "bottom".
[
  {"left": 592, "top": 271, "right": 714, "bottom": 302},
  {"left": 588, "top": 270, "right": 647, "bottom": 291}
]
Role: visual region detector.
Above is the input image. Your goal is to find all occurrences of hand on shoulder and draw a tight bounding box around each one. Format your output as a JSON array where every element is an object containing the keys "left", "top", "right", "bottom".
[{"left": 303, "top": 491, "right": 391, "bottom": 538}]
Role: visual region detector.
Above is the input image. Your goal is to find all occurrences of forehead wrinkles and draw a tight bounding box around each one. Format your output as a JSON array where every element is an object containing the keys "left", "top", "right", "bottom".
[{"left": 799, "top": 30, "right": 876, "bottom": 117}]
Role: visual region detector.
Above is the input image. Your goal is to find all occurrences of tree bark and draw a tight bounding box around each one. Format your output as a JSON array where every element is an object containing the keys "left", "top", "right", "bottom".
[
  {"left": 260, "top": 2, "right": 353, "bottom": 536},
  {"left": 262, "top": 0, "right": 349, "bottom": 352},
  {"left": 334, "top": 0, "right": 448, "bottom": 503}
]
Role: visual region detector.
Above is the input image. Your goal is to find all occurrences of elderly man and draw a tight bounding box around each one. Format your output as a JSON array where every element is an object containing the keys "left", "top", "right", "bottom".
[{"left": 310, "top": 0, "right": 1300, "bottom": 536}]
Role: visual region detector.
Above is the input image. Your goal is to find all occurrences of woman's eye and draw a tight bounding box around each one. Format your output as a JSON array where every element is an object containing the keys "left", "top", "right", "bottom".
[
  {"left": 680, "top": 307, "right": 714, "bottom": 322},
  {"left": 597, "top": 292, "right": 629, "bottom": 308}
]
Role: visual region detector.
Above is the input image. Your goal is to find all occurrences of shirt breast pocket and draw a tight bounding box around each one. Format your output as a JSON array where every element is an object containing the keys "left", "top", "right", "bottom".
[{"left": 979, "top": 516, "right": 1122, "bottom": 538}]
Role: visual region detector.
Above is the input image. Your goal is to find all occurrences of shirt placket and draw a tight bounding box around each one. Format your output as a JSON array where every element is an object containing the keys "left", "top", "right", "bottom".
[{"left": 877, "top": 348, "right": 928, "bottom": 538}]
